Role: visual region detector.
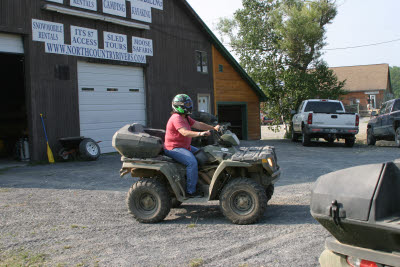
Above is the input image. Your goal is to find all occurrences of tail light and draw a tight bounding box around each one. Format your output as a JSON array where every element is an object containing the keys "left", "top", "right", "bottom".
[
  {"left": 347, "top": 256, "right": 378, "bottom": 267},
  {"left": 355, "top": 114, "right": 359, "bottom": 127},
  {"left": 307, "top": 113, "right": 313, "bottom": 124}
]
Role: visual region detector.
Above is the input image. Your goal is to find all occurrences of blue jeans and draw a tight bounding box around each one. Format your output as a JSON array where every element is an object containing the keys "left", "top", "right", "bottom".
[{"left": 164, "top": 146, "right": 199, "bottom": 194}]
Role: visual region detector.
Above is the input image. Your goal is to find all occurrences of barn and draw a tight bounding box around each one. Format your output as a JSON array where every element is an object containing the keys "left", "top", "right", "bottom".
[{"left": 0, "top": 0, "right": 266, "bottom": 161}]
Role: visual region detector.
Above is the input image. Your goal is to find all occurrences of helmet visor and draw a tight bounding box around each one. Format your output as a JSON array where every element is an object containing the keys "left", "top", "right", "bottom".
[{"left": 184, "top": 100, "right": 193, "bottom": 108}]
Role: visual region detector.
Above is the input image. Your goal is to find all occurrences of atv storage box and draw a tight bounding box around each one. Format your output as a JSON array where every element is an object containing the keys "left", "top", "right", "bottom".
[
  {"left": 112, "top": 124, "right": 164, "bottom": 158},
  {"left": 310, "top": 161, "right": 400, "bottom": 253}
]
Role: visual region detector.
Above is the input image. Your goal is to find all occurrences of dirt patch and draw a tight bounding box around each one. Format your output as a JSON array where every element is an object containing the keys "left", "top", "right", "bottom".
[{"left": 0, "top": 140, "right": 399, "bottom": 266}]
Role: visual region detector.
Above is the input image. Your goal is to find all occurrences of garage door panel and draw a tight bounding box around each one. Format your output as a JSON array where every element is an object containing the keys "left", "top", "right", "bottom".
[
  {"left": 80, "top": 120, "right": 145, "bottom": 131},
  {"left": 78, "top": 73, "right": 144, "bottom": 85},
  {"left": 78, "top": 61, "right": 145, "bottom": 154},
  {"left": 79, "top": 104, "right": 146, "bottom": 112},
  {"left": 79, "top": 91, "right": 145, "bottom": 100},
  {"left": 80, "top": 110, "right": 146, "bottom": 124}
]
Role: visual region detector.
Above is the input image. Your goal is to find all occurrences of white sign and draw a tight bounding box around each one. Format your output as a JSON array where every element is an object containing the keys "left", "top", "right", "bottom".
[
  {"left": 32, "top": 19, "right": 64, "bottom": 44},
  {"left": 132, "top": 0, "right": 163, "bottom": 10},
  {"left": 365, "top": 91, "right": 380, "bottom": 95},
  {"left": 102, "top": 0, "right": 127, "bottom": 17},
  {"left": 46, "top": 0, "right": 64, "bottom": 3},
  {"left": 104, "top": 32, "right": 127, "bottom": 52},
  {"left": 70, "top": 0, "right": 97, "bottom": 11},
  {"left": 71, "top": 26, "right": 98, "bottom": 49},
  {"left": 45, "top": 43, "right": 146, "bottom": 63},
  {"left": 130, "top": 0, "right": 152, "bottom": 23},
  {"left": 132, "top": 37, "right": 153, "bottom": 56}
]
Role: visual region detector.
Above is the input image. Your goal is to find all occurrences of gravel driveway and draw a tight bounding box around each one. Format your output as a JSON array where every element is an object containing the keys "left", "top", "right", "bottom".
[{"left": 1, "top": 138, "right": 399, "bottom": 266}]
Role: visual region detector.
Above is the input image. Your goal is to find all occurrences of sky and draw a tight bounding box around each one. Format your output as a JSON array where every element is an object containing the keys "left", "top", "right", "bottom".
[{"left": 186, "top": 0, "right": 400, "bottom": 68}]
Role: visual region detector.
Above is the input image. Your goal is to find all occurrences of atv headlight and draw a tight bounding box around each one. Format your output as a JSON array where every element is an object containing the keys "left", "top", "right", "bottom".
[{"left": 262, "top": 157, "right": 274, "bottom": 168}]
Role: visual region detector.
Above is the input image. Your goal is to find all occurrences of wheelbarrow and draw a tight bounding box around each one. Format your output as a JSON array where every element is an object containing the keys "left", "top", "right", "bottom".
[{"left": 58, "top": 136, "right": 101, "bottom": 161}]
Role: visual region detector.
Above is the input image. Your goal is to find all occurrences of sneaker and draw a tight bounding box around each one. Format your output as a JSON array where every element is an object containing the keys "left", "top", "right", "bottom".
[{"left": 186, "top": 191, "right": 204, "bottom": 198}]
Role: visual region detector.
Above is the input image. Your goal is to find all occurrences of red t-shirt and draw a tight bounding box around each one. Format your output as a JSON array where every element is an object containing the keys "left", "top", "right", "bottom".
[{"left": 164, "top": 113, "right": 196, "bottom": 150}]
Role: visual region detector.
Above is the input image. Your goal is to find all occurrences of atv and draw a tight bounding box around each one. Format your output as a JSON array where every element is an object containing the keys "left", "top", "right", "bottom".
[{"left": 112, "top": 123, "right": 280, "bottom": 225}]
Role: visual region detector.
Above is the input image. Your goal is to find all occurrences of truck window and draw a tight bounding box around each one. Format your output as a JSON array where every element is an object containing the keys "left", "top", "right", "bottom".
[
  {"left": 379, "top": 103, "right": 387, "bottom": 115},
  {"left": 298, "top": 101, "right": 305, "bottom": 113},
  {"left": 303, "top": 102, "right": 344, "bottom": 113},
  {"left": 386, "top": 101, "right": 395, "bottom": 113},
  {"left": 393, "top": 100, "right": 400, "bottom": 112}
]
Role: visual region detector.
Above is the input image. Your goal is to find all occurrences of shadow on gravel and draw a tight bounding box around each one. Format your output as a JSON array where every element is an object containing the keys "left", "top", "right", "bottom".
[{"left": 165, "top": 203, "right": 314, "bottom": 226}]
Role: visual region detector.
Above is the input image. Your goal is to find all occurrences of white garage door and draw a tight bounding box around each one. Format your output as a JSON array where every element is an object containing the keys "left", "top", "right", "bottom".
[
  {"left": 0, "top": 33, "right": 24, "bottom": 54},
  {"left": 78, "top": 61, "right": 146, "bottom": 153}
]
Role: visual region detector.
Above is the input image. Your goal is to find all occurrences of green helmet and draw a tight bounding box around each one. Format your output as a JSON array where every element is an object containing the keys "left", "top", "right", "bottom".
[{"left": 172, "top": 94, "right": 193, "bottom": 114}]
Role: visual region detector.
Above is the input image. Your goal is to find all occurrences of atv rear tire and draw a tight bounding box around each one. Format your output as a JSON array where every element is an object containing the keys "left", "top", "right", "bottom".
[
  {"left": 126, "top": 178, "right": 171, "bottom": 223},
  {"left": 220, "top": 178, "right": 268, "bottom": 225}
]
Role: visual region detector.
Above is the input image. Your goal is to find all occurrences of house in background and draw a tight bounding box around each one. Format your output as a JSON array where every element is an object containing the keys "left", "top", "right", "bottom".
[{"left": 331, "top": 64, "right": 393, "bottom": 114}]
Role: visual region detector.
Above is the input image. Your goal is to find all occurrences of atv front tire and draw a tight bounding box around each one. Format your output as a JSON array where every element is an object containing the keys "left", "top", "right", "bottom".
[
  {"left": 220, "top": 178, "right": 268, "bottom": 225},
  {"left": 126, "top": 178, "right": 171, "bottom": 223}
]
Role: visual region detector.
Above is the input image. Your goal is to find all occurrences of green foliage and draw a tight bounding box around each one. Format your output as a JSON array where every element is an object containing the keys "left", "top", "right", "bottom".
[
  {"left": 217, "top": 0, "right": 346, "bottom": 129},
  {"left": 0, "top": 249, "right": 46, "bottom": 266},
  {"left": 390, "top": 66, "right": 400, "bottom": 98}
]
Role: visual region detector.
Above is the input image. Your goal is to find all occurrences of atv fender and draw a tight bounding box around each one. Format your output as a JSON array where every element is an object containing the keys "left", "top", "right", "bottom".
[
  {"left": 122, "top": 161, "right": 186, "bottom": 201},
  {"left": 209, "top": 160, "right": 252, "bottom": 200}
]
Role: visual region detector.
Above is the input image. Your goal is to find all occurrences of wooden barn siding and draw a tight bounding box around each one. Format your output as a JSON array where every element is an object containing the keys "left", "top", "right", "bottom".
[
  {"left": 1, "top": 0, "right": 215, "bottom": 160},
  {"left": 144, "top": 0, "right": 214, "bottom": 129},
  {"left": 212, "top": 45, "right": 261, "bottom": 140},
  {"left": 0, "top": 0, "right": 29, "bottom": 34}
]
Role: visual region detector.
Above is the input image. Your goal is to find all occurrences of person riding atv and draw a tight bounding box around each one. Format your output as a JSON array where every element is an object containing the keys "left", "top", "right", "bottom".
[
  {"left": 164, "top": 94, "right": 220, "bottom": 198},
  {"left": 112, "top": 98, "right": 281, "bottom": 225}
]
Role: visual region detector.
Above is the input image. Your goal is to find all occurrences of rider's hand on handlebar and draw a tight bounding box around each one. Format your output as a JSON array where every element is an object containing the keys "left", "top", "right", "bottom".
[
  {"left": 213, "top": 125, "right": 221, "bottom": 132},
  {"left": 200, "top": 131, "right": 211, "bottom": 137}
]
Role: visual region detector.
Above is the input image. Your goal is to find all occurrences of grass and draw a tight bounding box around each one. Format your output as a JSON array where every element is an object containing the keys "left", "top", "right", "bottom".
[
  {"left": 0, "top": 249, "right": 46, "bottom": 266},
  {"left": 189, "top": 258, "right": 204, "bottom": 267},
  {"left": 0, "top": 188, "right": 11, "bottom": 193}
]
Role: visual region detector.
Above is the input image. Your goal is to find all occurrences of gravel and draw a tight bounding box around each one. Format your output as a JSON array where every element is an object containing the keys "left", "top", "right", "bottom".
[{"left": 1, "top": 138, "right": 399, "bottom": 266}]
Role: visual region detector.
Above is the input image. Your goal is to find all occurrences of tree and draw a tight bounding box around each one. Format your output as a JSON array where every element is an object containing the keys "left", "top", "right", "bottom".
[
  {"left": 390, "top": 66, "right": 400, "bottom": 98},
  {"left": 217, "top": 0, "right": 346, "bottom": 132}
]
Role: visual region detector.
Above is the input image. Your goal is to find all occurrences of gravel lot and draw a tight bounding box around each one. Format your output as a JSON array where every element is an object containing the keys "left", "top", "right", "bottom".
[{"left": 1, "top": 130, "right": 399, "bottom": 266}]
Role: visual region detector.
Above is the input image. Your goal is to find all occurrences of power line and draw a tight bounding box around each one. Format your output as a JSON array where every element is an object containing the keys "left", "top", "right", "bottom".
[{"left": 323, "top": 38, "right": 400, "bottom": 51}]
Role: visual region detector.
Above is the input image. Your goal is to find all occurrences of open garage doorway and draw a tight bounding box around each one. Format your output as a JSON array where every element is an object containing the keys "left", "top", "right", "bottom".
[
  {"left": 217, "top": 102, "right": 248, "bottom": 140},
  {"left": 0, "top": 53, "right": 28, "bottom": 161}
]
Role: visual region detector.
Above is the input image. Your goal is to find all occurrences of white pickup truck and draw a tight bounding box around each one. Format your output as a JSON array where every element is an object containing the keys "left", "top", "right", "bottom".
[{"left": 291, "top": 99, "right": 359, "bottom": 147}]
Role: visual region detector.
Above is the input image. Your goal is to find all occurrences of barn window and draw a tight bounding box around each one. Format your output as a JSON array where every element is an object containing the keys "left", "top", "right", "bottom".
[
  {"left": 196, "top": 51, "right": 208, "bottom": 73},
  {"left": 219, "top": 64, "right": 223, "bottom": 72}
]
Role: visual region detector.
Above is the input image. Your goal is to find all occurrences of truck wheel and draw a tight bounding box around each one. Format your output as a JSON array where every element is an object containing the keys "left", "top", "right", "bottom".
[
  {"left": 345, "top": 138, "right": 355, "bottom": 147},
  {"left": 79, "top": 138, "right": 100, "bottom": 161},
  {"left": 367, "top": 128, "right": 376, "bottom": 146},
  {"left": 291, "top": 125, "right": 298, "bottom": 142},
  {"left": 301, "top": 129, "right": 311, "bottom": 146},
  {"left": 220, "top": 178, "right": 267, "bottom": 225},
  {"left": 266, "top": 184, "right": 274, "bottom": 201},
  {"left": 126, "top": 178, "right": 171, "bottom": 223},
  {"left": 395, "top": 128, "right": 400, "bottom": 148}
]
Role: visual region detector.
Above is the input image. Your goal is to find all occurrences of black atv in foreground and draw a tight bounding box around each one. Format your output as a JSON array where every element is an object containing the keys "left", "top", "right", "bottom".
[
  {"left": 112, "top": 123, "right": 280, "bottom": 225},
  {"left": 311, "top": 160, "right": 400, "bottom": 266}
]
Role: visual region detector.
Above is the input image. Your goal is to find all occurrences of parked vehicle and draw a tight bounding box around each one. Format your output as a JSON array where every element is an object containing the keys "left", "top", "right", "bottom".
[
  {"left": 112, "top": 123, "right": 280, "bottom": 225},
  {"left": 291, "top": 99, "right": 359, "bottom": 147},
  {"left": 367, "top": 98, "right": 400, "bottom": 147},
  {"left": 311, "top": 160, "right": 400, "bottom": 267}
]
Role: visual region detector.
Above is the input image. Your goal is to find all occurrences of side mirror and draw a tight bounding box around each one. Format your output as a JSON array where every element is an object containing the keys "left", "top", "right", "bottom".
[
  {"left": 371, "top": 111, "right": 377, "bottom": 117},
  {"left": 290, "top": 110, "right": 297, "bottom": 115}
]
